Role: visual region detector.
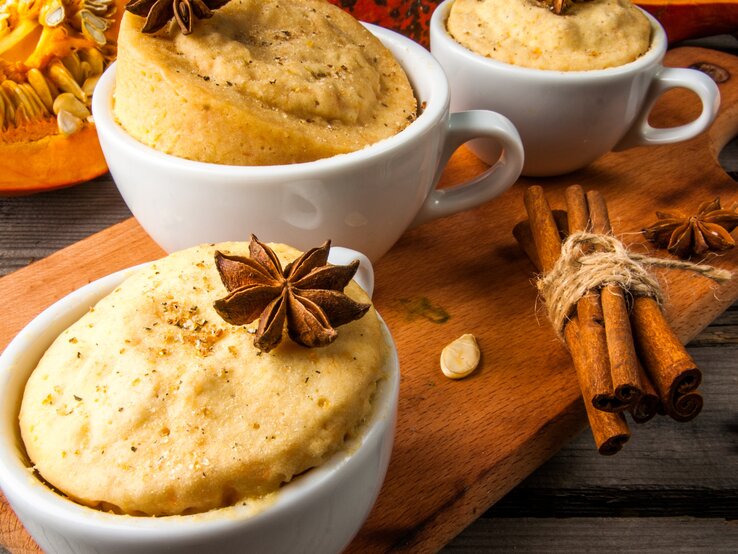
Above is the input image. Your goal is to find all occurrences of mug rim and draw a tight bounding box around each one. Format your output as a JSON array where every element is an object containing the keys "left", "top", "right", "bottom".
[
  {"left": 92, "top": 23, "right": 450, "bottom": 178},
  {"left": 430, "top": 0, "right": 667, "bottom": 79},
  {"left": 0, "top": 257, "right": 400, "bottom": 540}
]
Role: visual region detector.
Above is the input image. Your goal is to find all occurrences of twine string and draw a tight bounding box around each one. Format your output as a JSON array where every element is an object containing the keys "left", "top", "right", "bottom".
[{"left": 537, "top": 231, "right": 733, "bottom": 339}]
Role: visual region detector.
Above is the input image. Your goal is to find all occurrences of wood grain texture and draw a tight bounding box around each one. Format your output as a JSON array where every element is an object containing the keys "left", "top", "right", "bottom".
[
  {"left": 445, "top": 517, "right": 738, "bottom": 552},
  {"left": 0, "top": 176, "right": 131, "bottom": 274},
  {"left": 2, "top": 47, "right": 738, "bottom": 553},
  {"left": 689, "top": 303, "right": 738, "bottom": 345},
  {"left": 487, "top": 345, "right": 738, "bottom": 496}
]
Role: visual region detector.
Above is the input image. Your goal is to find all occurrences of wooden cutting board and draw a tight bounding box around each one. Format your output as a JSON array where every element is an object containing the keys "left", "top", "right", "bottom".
[{"left": 3, "top": 47, "right": 738, "bottom": 553}]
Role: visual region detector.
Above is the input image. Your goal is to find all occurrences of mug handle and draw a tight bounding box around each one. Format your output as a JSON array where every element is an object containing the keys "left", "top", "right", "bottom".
[
  {"left": 613, "top": 67, "right": 720, "bottom": 151},
  {"left": 410, "top": 110, "right": 524, "bottom": 227},
  {"left": 328, "top": 246, "right": 374, "bottom": 299}
]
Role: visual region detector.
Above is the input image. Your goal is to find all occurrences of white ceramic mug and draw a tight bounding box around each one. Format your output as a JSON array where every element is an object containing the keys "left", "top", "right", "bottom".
[
  {"left": 430, "top": 0, "right": 720, "bottom": 177},
  {"left": 92, "top": 24, "right": 524, "bottom": 262},
  {"left": 0, "top": 247, "right": 399, "bottom": 554}
]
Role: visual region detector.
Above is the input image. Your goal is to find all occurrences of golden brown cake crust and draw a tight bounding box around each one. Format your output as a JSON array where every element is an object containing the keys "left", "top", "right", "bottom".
[
  {"left": 113, "top": 0, "right": 417, "bottom": 165},
  {"left": 19, "top": 242, "right": 387, "bottom": 516}
]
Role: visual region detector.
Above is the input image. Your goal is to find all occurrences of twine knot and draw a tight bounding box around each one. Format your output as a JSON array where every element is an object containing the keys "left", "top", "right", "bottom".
[{"left": 537, "top": 231, "right": 732, "bottom": 339}]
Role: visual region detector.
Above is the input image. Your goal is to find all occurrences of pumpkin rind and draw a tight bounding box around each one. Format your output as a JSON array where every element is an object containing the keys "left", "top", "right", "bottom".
[
  {"left": 635, "top": 1, "right": 738, "bottom": 43},
  {"left": 0, "top": 125, "right": 106, "bottom": 194}
]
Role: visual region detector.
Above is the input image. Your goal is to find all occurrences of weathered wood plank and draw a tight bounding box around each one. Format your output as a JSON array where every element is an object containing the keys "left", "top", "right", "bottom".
[
  {"left": 447, "top": 335, "right": 738, "bottom": 545},
  {"left": 0, "top": 176, "right": 129, "bottom": 276},
  {"left": 719, "top": 117, "right": 738, "bottom": 177},
  {"left": 443, "top": 517, "right": 738, "bottom": 552},
  {"left": 688, "top": 304, "right": 738, "bottom": 346},
  {"left": 484, "top": 345, "right": 738, "bottom": 502}
]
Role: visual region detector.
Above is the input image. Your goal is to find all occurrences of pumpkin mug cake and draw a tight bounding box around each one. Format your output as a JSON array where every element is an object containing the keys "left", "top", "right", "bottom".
[
  {"left": 446, "top": 0, "right": 652, "bottom": 71},
  {"left": 113, "top": 0, "right": 417, "bottom": 165},
  {"left": 19, "top": 238, "right": 388, "bottom": 516}
]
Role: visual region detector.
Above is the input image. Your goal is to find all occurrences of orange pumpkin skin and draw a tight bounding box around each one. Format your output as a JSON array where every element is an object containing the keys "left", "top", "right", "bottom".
[
  {"left": 330, "top": 0, "right": 738, "bottom": 47},
  {"left": 635, "top": 1, "right": 738, "bottom": 43}
]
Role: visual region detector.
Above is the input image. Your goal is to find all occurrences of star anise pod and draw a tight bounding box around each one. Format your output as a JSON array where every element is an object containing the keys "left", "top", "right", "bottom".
[
  {"left": 642, "top": 197, "right": 738, "bottom": 259},
  {"left": 126, "top": 0, "right": 230, "bottom": 35},
  {"left": 541, "top": 0, "right": 593, "bottom": 15},
  {"left": 213, "top": 236, "right": 371, "bottom": 353}
]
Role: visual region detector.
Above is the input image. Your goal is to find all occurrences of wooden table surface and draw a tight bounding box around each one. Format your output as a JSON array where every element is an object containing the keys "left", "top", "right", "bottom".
[{"left": 3, "top": 37, "right": 738, "bottom": 554}]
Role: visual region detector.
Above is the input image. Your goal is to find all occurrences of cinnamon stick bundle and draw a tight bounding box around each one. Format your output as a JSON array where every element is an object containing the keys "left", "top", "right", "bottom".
[
  {"left": 514, "top": 185, "right": 706, "bottom": 453},
  {"left": 521, "top": 185, "right": 631, "bottom": 454}
]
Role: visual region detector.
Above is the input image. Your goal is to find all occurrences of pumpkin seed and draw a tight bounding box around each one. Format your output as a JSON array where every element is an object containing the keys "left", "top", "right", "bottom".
[
  {"left": 85, "top": 0, "right": 114, "bottom": 8},
  {"left": 14, "top": 103, "right": 30, "bottom": 126},
  {"left": 2, "top": 80, "right": 41, "bottom": 119},
  {"left": 80, "top": 47, "right": 105, "bottom": 76},
  {"left": 20, "top": 83, "right": 49, "bottom": 115},
  {"left": 79, "top": 60, "right": 92, "bottom": 82},
  {"left": 53, "top": 92, "right": 90, "bottom": 119},
  {"left": 48, "top": 61, "right": 86, "bottom": 102},
  {"left": 27, "top": 68, "right": 55, "bottom": 112},
  {"left": 83, "top": 0, "right": 113, "bottom": 16},
  {"left": 0, "top": 82, "right": 16, "bottom": 107},
  {"left": 0, "top": 92, "right": 5, "bottom": 129},
  {"left": 440, "top": 334, "right": 480, "bottom": 380},
  {"left": 81, "top": 18, "right": 107, "bottom": 46},
  {"left": 57, "top": 109, "right": 83, "bottom": 136},
  {"left": 43, "top": 0, "right": 66, "bottom": 27},
  {"left": 46, "top": 77, "right": 60, "bottom": 97},
  {"left": 0, "top": 88, "right": 16, "bottom": 127},
  {"left": 16, "top": 86, "right": 43, "bottom": 119},
  {"left": 78, "top": 9, "right": 109, "bottom": 47},
  {"left": 101, "top": 42, "right": 116, "bottom": 61},
  {"left": 80, "top": 10, "right": 109, "bottom": 31},
  {"left": 62, "top": 51, "right": 84, "bottom": 85},
  {"left": 82, "top": 74, "right": 99, "bottom": 97}
]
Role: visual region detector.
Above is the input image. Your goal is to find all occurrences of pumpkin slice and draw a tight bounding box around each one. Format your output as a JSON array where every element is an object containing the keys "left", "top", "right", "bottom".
[
  {"left": 0, "top": 0, "right": 125, "bottom": 194},
  {"left": 635, "top": 0, "right": 738, "bottom": 43}
]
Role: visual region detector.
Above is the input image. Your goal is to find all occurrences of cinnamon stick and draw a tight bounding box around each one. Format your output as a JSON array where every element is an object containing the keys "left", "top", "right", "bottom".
[
  {"left": 565, "top": 185, "right": 623, "bottom": 412},
  {"left": 513, "top": 211, "right": 568, "bottom": 272},
  {"left": 630, "top": 297, "right": 703, "bottom": 422},
  {"left": 520, "top": 185, "right": 631, "bottom": 455},
  {"left": 670, "top": 391, "right": 704, "bottom": 422},
  {"left": 629, "top": 362, "right": 660, "bottom": 424},
  {"left": 566, "top": 319, "right": 630, "bottom": 455},
  {"left": 586, "top": 190, "right": 643, "bottom": 406},
  {"left": 524, "top": 186, "right": 564, "bottom": 273}
]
